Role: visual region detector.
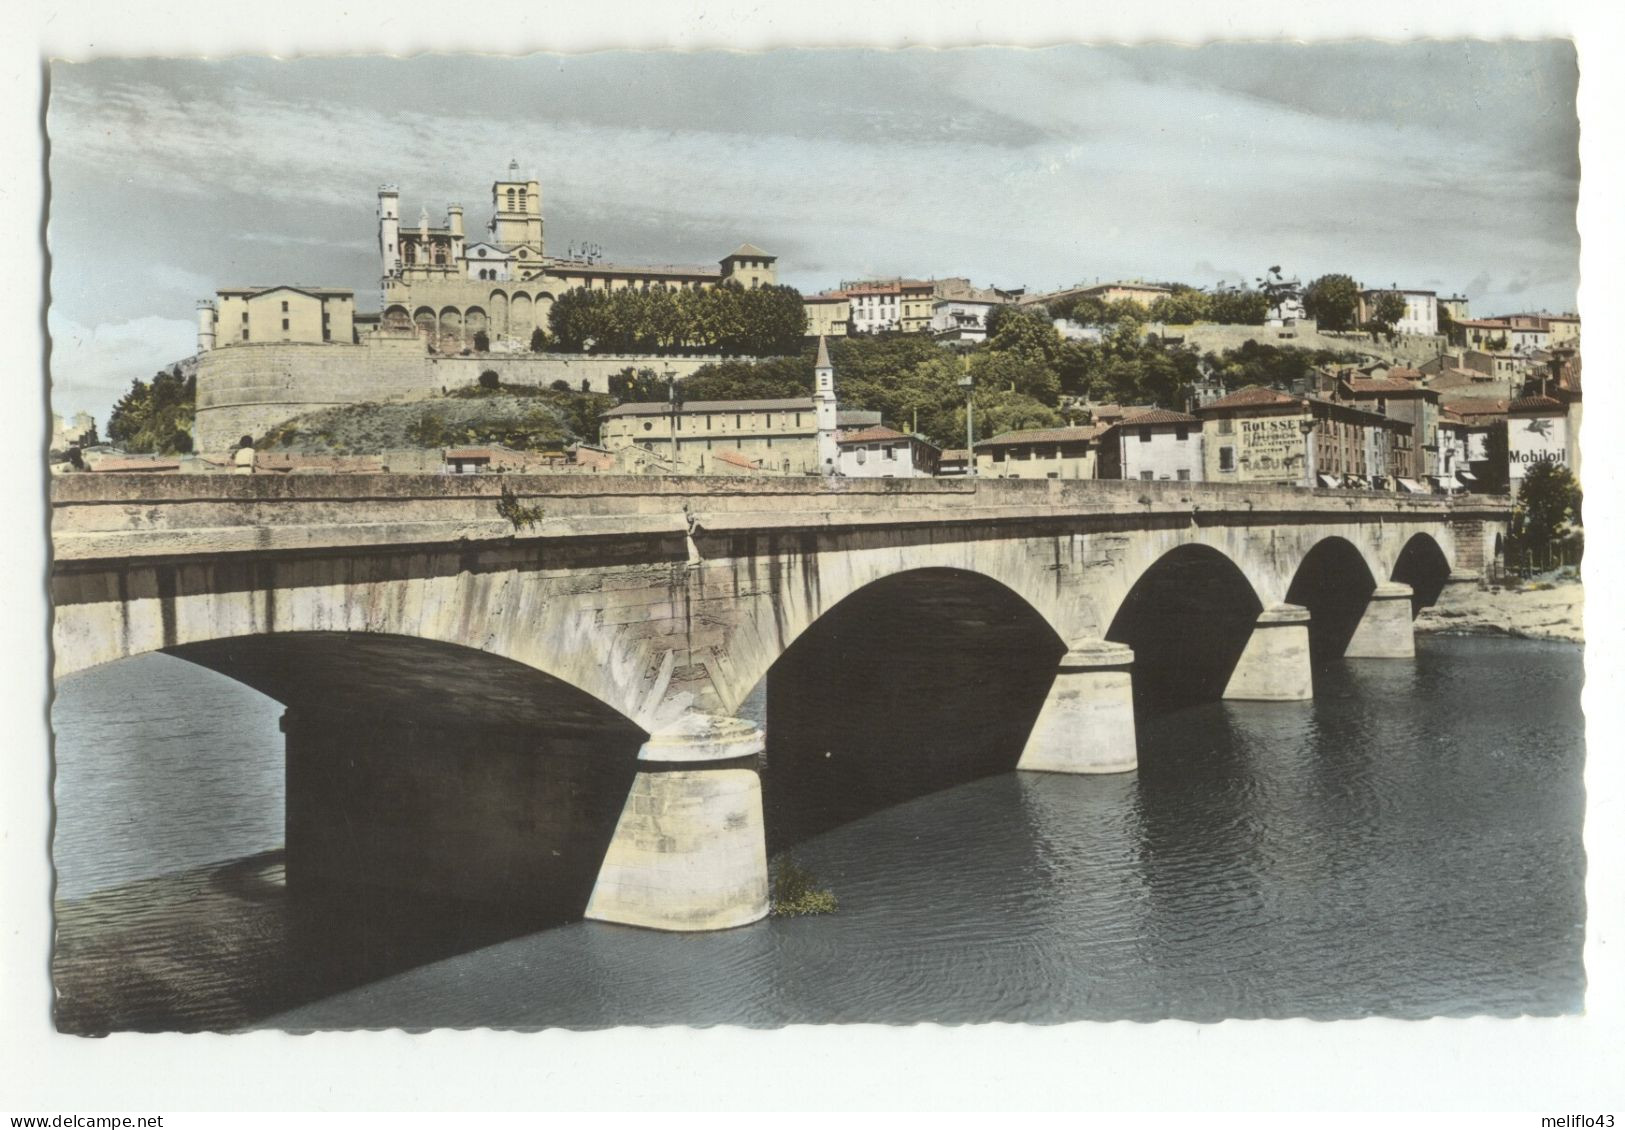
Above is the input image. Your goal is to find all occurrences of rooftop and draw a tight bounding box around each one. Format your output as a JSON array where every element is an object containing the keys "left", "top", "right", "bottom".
[
  {"left": 604, "top": 397, "right": 814, "bottom": 418},
  {"left": 977, "top": 424, "right": 1101, "bottom": 448}
]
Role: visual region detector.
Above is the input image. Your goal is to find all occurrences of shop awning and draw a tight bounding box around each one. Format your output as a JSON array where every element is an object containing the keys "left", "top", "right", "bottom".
[
  {"left": 1397, "top": 477, "right": 1428, "bottom": 493},
  {"left": 1318, "top": 473, "right": 1340, "bottom": 488},
  {"left": 1456, "top": 470, "right": 1478, "bottom": 483}
]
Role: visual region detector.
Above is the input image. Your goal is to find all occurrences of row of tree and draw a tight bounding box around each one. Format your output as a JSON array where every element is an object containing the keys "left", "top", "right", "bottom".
[{"left": 545, "top": 281, "right": 808, "bottom": 356}]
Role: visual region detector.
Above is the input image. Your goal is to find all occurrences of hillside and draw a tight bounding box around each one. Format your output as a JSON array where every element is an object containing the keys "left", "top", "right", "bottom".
[{"left": 258, "top": 387, "right": 610, "bottom": 453}]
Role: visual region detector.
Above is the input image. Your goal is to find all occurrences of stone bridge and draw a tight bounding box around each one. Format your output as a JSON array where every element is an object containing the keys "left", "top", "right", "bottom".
[{"left": 50, "top": 475, "right": 1506, "bottom": 933}]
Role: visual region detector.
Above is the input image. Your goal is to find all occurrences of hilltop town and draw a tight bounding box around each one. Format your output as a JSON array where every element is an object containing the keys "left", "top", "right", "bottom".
[{"left": 53, "top": 161, "right": 1579, "bottom": 511}]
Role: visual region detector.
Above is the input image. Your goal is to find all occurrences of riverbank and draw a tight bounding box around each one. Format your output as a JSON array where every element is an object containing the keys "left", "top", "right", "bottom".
[{"left": 1415, "top": 577, "right": 1584, "bottom": 644}]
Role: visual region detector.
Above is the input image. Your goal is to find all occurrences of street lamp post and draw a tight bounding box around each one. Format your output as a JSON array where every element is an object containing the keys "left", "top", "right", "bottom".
[
  {"left": 666, "top": 367, "right": 682, "bottom": 469},
  {"left": 1299, "top": 414, "right": 1317, "bottom": 490},
  {"left": 959, "top": 362, "right": 976, "bottom": 477}
]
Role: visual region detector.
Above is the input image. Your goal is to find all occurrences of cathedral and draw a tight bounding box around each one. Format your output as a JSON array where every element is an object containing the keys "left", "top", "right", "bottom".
[{"left": 376, "top": 159, "right": 777, "bottom": 350}]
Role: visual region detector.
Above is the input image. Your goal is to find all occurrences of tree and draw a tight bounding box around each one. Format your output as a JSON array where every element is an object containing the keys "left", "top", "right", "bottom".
[
  {"left": 105, "top": 367, "right": 197, "bottom": 454},
  {"left": 1208, "top": 286, "right": 1268, "bottom": 326},
  {"left": 472, "top": 330, "right": 490, "bottom": 352},
  {"left": 1477, "top": 421, "right": 1510, "bottom": 494},
  {"left": 530, "top": 327, "right": 547, "bottom": 352},
  {"left": 607, "top": 366, "right": 670, "bottom": 402},
  {"left": 1366, "top": 289, "right": 1408, "bottom": 339},
  {"left": 1511, "top": 460, "right": 1582, "bottom": 562},
  {"left": 1302, "top": 273, "right": 1361, "bottom": 332},
  {"left": 1147, "top": 287, "right": 1212, "bottom": 325},
  {"left": 986, "top": 305, "right": 1061, "bottom": 365},
  {"left": 478, "top": 369, "right": 501, "bottom": 390}
]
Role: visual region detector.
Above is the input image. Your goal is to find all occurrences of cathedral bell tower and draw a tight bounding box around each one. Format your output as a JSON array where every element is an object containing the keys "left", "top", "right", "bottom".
[
  {"left": 490, "top": 158, "right": 543, "bottom": 257},
  {"left": 814, "top": 335, "right": 838, "bottom": 474}
]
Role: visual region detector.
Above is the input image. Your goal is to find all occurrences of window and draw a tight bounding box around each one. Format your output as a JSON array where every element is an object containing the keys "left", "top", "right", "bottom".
[
  {"left": 884, "top": 446, "right": 895, "bottom": 460},
  {"left": 795, "top": 413, "right": 802, "bottom": 427},
  {"left": 1218, "top": 418, "right": 1234, "bottom": 435},
  {"left": 1140, "top": 470, "right": 1154, "bottom": 481},
  {"left": 736, "top": 415, "right": 743, "bottom": 429},
  {"left": 241, "top": 312, "right": 248, "bottom": 323},
  {"left": 1177, "top": 468, "right": 1191, "bottom": 481},
  {"left": 765, "top": 414, "right": 772, "bottom": 428},
  {"left": 281, "top": 301, "right": 289, "bottom": 312},
  {"left": 643, "top": 422, "right": 653, "bottom": 432},
  {"left": 1139, "top": 427, "right": 1152, "bottom": 443},
  {"left": 281, "top": 318, "right": 289, "bottom": 330},
  {"left": 1175, "top": 425, "right": 1189, "bottom": 441},
  {"left": 1219, "top": 446, "right": 1235, "bottom": 471},
  {"left": 706, "top": 415, "right": 713, "bottom": 430},
  {"left": 241, "top": 329, "right": 249, "bottom": 341}
]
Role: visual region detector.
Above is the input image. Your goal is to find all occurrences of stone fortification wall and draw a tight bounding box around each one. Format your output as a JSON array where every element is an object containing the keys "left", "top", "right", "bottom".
[
  {"left": 195, "top": 340, "right": 733, "bottom": 451},
  {"left": 1152, "top": 321, "right": 1449, "bottom": 364},
  {"left": 194, "top": 339, "right": 436, "bottom": 450},
  {"left": 425, "top": 353, "right": 723, "bottom": 395}
]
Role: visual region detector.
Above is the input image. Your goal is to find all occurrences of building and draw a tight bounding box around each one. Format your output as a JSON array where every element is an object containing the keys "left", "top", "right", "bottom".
[
  {"left": 899, "top": 281, "right": 936, "bottom": 333},
  {"left": 1438, "top": 294, "right": 1471, "bottom": 324},
  {"left": 835, "top": 426, "right": 940, "bottom": 478},
  {"left": 1095, "top": 409, "right": 1204, "bottom": 482},
  {"left": 803, "top": 292, "right": 851, "bottom": 338},
  {"left": 1331, "top": 376, "right": 1441, "bottom": 479},
  {"left": 370, "top": 160, "right": 775, "bottom": 353},
  {"left": 199, "top": 285, "right": 357, "bottom": 349},
  {"left": 935, "top": 448, "right": 971, "bottom": 476},
  {"left": 600, "top": 397, "right": 821, "bottom": 473},
  {"left": 1506, "top": 394, "right": 1572, "bottom": 487},
  {"left": 975, "top": 425, "right": 1101, "bottom": 480},
  {"left": 1194, "top": 385, "right": 1416, "bottom": 489},
  {"left": 597, "top": 337, "right": 858, "bottom": 475},
  {"left": 847, "top": 283, "right": 903, "bottom": 334},
  {"left": 930, "top": 296, "right": 1000, "bottom": 343},
  {"left": 1069, "top": 281, "right": 1172, "bottom": 309},
  {"left": 1450, "top": 318, "right": 1551, "bottom": 354},
  {"left": 1357, "top": 288, "right": 1439, "bottom": 336}
]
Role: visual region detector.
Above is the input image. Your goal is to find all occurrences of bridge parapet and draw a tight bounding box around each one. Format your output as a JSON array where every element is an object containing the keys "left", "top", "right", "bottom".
[{"left": 50, "top": 474, "right": 1510, "bottom": 566}]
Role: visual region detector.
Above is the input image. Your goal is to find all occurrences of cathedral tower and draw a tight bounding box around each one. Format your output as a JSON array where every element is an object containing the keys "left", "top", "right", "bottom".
[{"left": 490, "top": 158, "right": 543, "bottom": 255}]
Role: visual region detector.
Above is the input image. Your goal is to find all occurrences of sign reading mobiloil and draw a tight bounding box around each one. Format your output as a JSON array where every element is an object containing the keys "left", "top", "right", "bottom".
[{"left": 1509, "top": 412, "right": 1569, "bottom": 483}]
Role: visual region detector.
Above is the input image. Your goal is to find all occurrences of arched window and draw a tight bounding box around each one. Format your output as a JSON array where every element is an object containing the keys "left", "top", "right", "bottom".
[
  {"left": 403, "top": 243, "right": 416, "bottom": 264},
  {"left": 506, "top": 188, "right": 516, "bottom": 211},
  {"left": 516, "top": 189, "right": 526, "bottom": 211},
  {"left": 434, "top": 245, "right": 447, "bottom": 265}
]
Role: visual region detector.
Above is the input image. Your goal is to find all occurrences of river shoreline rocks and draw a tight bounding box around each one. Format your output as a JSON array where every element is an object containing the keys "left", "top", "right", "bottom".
[{"left": 1415, "top": 578, "right": 1584, "bottom": 645}]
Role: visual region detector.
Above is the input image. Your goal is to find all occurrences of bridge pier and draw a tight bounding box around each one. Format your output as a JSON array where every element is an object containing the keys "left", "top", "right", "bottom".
[
  {"left": 585, "top": 713, "right": 769, "bottom": 932},
  {"left": 1223, "top": 603, "right": 1314, "bottom": 701},
  {"left": 1017, "top": 640, "right": 1138, "bottom": 775},
  {"left": 1344, "top": 582, "right": 1416, "bottom": 658}
]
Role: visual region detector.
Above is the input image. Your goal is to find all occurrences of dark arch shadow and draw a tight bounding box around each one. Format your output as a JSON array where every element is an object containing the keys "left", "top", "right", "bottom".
[
  {"left": 1285, "top": 537, "right": 1379, "bottom": 666},
  {"left": 761, "top": 568, "right": 1064, "bottom": 853},
  {"left": 1105, "top": 545, "right": 1264, "bottom": 715},
  {"left": 53, "top": 632, "right": 646, "bottom": 1034},
  {"left": 1391, "top": 533, "right": 1453, "bottom": 616}
]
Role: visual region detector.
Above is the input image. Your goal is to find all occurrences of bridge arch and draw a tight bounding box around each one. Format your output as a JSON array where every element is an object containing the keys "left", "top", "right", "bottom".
[
  {"left": 1390, "top": 532, "right": 1453, "bottom": 616},
  {"left": 1104, "top": 544, "right": 1264, "bottom": 712},
  {"left": 757, "top": 566, "right": 1066, "bottom": 849},
  {"left": 59, "top": 631, "right": 649, "bottom": 947},
  {"left": 1284, "top": 536, "right": 1380, "bottom": 664}
]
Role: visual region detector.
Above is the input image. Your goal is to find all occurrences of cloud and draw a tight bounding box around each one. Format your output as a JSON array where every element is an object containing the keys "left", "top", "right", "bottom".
[{"left": 47, "top": 312, "right": 196, "bottom": 421}]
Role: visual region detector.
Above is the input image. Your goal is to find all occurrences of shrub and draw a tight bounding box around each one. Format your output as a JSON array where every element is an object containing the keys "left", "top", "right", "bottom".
[
  {"left": 478, "top": 369, "right": 501, "bottom": 390},
  {"left": 769, "top": 856, "right": 837, "bottom": 917}
]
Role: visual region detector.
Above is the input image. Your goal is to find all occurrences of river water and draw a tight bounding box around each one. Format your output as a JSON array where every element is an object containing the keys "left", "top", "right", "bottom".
[{"left": 50, "top": 635, "right": 1585, "bottom": 1033}]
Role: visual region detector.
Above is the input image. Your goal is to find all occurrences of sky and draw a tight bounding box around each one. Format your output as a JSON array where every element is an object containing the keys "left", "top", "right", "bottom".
[{"left": 45, "top": 43, "right": 1581, "bottom": 423}]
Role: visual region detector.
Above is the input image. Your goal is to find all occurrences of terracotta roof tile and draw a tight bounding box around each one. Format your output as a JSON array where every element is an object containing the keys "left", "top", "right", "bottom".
[
  {"left": 976, "top": 424, "right": 1100, "bottom": 448},
  {"left": 1196, "top": 385, "right": 1301, "bottom": 411}
]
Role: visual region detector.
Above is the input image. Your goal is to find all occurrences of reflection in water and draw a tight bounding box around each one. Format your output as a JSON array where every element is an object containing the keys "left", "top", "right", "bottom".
[{"left": 52, "top": 638, "right": 1585, "bottom": 1032}]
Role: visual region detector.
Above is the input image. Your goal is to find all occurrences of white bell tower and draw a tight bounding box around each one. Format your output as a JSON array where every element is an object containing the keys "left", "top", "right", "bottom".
[{"left": 814, "top": 336, "right": 838, "bottom": 474}]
